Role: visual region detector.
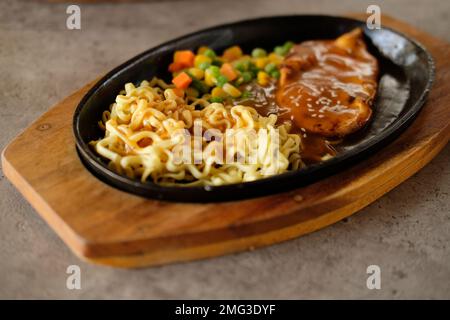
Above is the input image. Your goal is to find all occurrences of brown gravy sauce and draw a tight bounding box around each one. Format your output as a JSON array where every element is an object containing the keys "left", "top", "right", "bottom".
[
  {"left": 235, "top": 81, "right": 338, "bottom": 165},
  {"left": 234, "top": 32, "right": 378, "bottom": 165}
]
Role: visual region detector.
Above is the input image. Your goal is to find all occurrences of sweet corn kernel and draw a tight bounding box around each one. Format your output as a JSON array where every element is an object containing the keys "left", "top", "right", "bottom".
[
  {"left": 223, "top": 83, "right": 241, "bottom": 98},
  {"left": 188, "top": 67, "right": 204, "bottom": 80},
  {"left": 194, "top": 55, "right": 212, "bottom": 68},
  {"left": 204, "top": 69, "right": 216, "bottom": 87},
  {"left": 268, "top": 52, "right": 283, "bottom": 65},
  {"left": 254, "top": 57, "right": 269, "bottom": 69},
  {"left": 211, "top": 87, "right": 227, "bottom": 98},
  {"left": 257, "top": 71, "right": 270, "bottom": 86}
]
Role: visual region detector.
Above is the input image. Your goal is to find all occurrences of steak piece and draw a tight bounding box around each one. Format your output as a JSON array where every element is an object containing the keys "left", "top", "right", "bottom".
[{"left": 276, "top": 28, "right": 379, "bottom": 137}]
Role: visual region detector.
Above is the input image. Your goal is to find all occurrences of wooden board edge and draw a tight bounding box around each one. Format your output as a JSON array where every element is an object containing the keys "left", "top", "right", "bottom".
[
  {"left": 1, "top": 14, "right": 449, "bottom": 267},
  {"left": 1, "top": 147, "right": 90, "bottom": 256},
  {"left": 83, "top": 131, "right": 449, "bottom": 268},
  {"left": 83, "top": 200, "right": 364, "bottom": 268}
]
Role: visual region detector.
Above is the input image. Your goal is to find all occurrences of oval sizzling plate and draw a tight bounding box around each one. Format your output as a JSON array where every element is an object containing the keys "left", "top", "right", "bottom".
[{"left": 73, "top": 15, "right": 434, "bottom": 202}]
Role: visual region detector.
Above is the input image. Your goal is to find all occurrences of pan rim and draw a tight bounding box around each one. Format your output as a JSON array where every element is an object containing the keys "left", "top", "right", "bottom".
[{"left": 73, "top": 14, "right": 435, "bottom": 202}]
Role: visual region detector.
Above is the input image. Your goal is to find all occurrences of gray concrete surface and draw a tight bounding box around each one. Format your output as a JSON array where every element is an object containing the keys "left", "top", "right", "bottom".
[{"left": 0, "top": 0, "right": 449, "bottom": 299}]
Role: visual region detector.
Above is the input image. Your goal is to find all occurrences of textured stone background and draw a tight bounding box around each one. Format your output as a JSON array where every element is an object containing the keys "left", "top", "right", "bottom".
[{"left": 0, "top": 0, "right": 449, "bottom": 299}]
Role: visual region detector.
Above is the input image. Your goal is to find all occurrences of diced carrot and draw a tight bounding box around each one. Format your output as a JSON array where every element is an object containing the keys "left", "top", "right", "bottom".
[
  {"left": 220, "top": 63, "right": 238, "bottom": 81},
  {"left": 172, "top": 72, "right": 192, "bottom": 89},
  {"left": 222, "top": 46, "right": 243, "bottom": 62},
  {"left": 172, "top": 87, "right": 185, "bottom": 97},
  {"left": 168, "top": 62, "right": 185, "bottom": 73},
  {"left": 174, "top": 50, "right": 195, "bottom": 68}
]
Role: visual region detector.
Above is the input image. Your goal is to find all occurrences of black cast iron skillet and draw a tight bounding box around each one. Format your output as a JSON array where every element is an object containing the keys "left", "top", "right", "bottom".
[{"left": 73, "top": 15, "right": 434, "bottom": 202}]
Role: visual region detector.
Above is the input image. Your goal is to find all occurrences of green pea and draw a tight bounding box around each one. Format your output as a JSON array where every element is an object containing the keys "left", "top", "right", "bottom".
[
  {"left": 241, "top": 90, "right": 253, "bottom": 99},
  {"left": 198, "top": 62, "right": 211, "bottom": 70},
  {"left": 274, "top": 41, "right": 294, "bottom": 56},
  {"left": 274, "top": 45, "right": 287, "bottom": 56},
  {"left": 234, "top": 61, "right": 246, "bottom": 72},
  {"left": 191, "top": 79, "right": 209, "bottom": 94},
  {"left": 251, "top": 48, "right": 267, "bottom": 58},
  {"left": 210, "top": 97, "right": 224, "bottom": 103},
  {"left": 204, "top": 49, "right": 216, "bottom": 59},
  {"left": 216, "top": 75, "right": 228, "bottom": 87},
  {"left": 249, "top": 63, "right": 259, "bottom": 77},
  {"left": 208, "top": 65, "right": 221, "bottom": 77},
  {"left": 270, "top": 69, "right": 281, "bottom": 79},
  {"left": 264, "top": 63, "right": 277, "bottom": 74},
  {"left": 284, "top": 41, "right": 294, "bottom": 51},
  {"left": 242, "top": 71, "right": 253, "bottom": 83}
]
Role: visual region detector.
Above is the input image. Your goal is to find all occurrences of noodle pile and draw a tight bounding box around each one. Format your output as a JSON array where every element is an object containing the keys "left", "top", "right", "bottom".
[{"left": 91, "top": 78, "right": 303, "bottom": 186}]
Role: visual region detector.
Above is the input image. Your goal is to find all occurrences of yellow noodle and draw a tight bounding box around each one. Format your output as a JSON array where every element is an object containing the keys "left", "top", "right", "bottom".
[{"left": 91, "top": 77, "right": 304, "bottom": 186}]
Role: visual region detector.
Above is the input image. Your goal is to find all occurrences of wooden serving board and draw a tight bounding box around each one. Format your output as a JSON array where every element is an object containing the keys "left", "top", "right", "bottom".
[{"left": 2, "top": 15, "right": 450, "bottom": 268}]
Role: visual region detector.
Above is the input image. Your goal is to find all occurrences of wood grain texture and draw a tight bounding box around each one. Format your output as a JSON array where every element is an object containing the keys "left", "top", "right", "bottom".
[{"left": 2, "top": 15, "right": 450, "bottom": 268}]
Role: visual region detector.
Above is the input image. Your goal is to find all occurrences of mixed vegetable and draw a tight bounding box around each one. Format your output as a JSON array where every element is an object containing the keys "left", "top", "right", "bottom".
[{"left": 168, "top": 41, "right": 295, "bottom": 103}]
